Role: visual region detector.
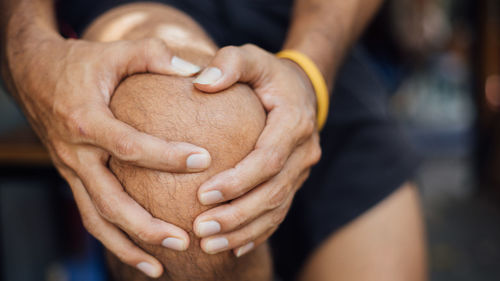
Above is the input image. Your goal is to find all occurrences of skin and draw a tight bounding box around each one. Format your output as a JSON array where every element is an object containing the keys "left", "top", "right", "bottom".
[
  {"left": 191, "top": 0, "right": 386, "bottom": 257},
  {"left": 1, "top": 0, "right": 428, "bottom": 279},
  {"left": 86, "top": 5, "right": 273, "bottom": 280},
  {"left": 87, "top": 3, "right": 429, "bottom": 281},
  {"left": 0, "top": 0, "right": 209, "bottom": 272},
  {"left": 298, "top": 184, "right": 427, "bottom": 281},
  {"left": 108, "top": 61, "right": 272, "bottom": 281}
]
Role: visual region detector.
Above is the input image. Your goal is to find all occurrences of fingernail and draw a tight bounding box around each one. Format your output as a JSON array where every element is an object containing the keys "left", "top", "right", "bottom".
[
  {"left": 137, "top": 262, "right": 160, "bottom": 278},
  {"left": 199, "top": 190, "right": 223, "bottom": 205},
  {"left": 162, "top": 237, "right": 187, "bottom": 251},
  {"left": 197, "top": 220, "right": 221, "bottom": 237},
  {"left": 193, "top": 67, "right": 222, "bottom": 85},
  {"left": 204, "top": 237, "right": 229, "bottom": 254},
  {"left": 186, "top": 153, "right": 211, "bottom": 170},
  {"left": 171, "top": 56, "right": 201, "bottom": 75},
  {"left": 235, "top": 242, "right": 255, "bottom": 257}
]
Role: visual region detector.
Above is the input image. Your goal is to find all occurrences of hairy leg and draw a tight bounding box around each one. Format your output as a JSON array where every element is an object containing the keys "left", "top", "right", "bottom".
[
  {"left": 83, "top": 3, "right": 272, "bottom": 280},
  {"left": 298, "top": 183, "right": 427, "bottom": 281}
]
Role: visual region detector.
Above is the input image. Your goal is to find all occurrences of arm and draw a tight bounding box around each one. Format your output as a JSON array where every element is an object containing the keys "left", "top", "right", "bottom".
[
  {"left": 284, "top": 0, "right": 384, "bottom": 88},
  {"left": 192, "top": 0, "right": 383, "bottom": 256},
  {"left": 0, "top": 0, "right": 58, "bottom": 93},
  {"left": 0, "top": 0, "right": 210, "bottom": 276}
]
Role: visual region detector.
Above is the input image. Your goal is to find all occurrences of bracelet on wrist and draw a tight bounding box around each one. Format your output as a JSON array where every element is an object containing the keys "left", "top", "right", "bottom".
[{"left": 276, "top": 49, "right": 329, "bottom": 131}]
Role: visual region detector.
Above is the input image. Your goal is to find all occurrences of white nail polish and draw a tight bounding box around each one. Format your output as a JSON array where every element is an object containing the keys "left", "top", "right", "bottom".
[
  {"left": 171, "top": 56, "right": 201, "bottom": 75},
  {"left": 236, "top": 242, "right": 255, "bottom": 258},
  {"left": 193, "top": 67, "right": 222, "bottom": 85},
  {"left": 137, "top": 262, "right": 159, "bottom": 278},
  {"left": 197, "top": 220, "right": 221, "bottom": 237},
  {"left": 200, "top": 190, "right": 224, "bottom": 205},
  {"left": 186, "top": 153, "right": 211, "bottom": 170},
  {"left": 162, "top": 237, "right": 187, "bottom": 251},
  {"left": 205, "top": 237, "right": 229, "bottom": 254}
]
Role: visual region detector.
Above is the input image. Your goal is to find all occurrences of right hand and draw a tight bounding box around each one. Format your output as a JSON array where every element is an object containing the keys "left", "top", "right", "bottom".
[{"left": 6, "top": 35, "right": 210, "bottom": 278}]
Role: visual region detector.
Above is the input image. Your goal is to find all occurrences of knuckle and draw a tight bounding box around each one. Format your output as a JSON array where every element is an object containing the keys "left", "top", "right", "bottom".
[
  {"left": 274, "top": 203, "right": 290, "bottom": 224},
  {"left": 267, "top": 151, "right": 285, "bottom": 174},
  {"left": 220, "top": 45, "right": 240, "bottom": 56},
  {"left": 135, "top": 228, "right": 156, "bottom": 243},
  {"left": 227, "top": 176, "right": 242, "bottom": 191},
  {"left": 145, "top": 37, "right": 165, "bottom": 51},
  {"left": 53, "top": 142, "right": 75, "bottom": 167},
  {"left": 81, "top": 213, "right": 99, "bottom": 235},
  {"left": 161, "top": 147, "right": 177, "bottom": 165},
  {"left": 270, "top": 209, "right": 286, "bottom": 226},
  {"left": 219, "top": 46, "right": 244, "bottom": 69},
  {"left": 309, "top": 140, "right": 322, "bottom": 166},
  {"left": 302, "top": 118, "right": 316, "bottom": 137},
  {"left": 227, "top": 205, "right": 246, "bottom": 226},
  {"left": 66, "top": 109, "right": 89, "bottom": 138},
  {"left": 241, "top": 43, "right": 259, "bottom": 54},
  {"left": 113, "top": 245, "right": 134, "bottom": 263},
  {"left": 94, "top": 196, "right": 116, "bottom": 222},
  {"left": 141, "top": 38, "right": 167, "bottom": 61},
  {"left": 311, "top": 145, "right": 322, "bottom": 165},
  {"left": 267, "top": 186, "right": 288, "bottom": 210},
  {"left": 115, "top": 136, "right": 140, "bottom": 161}
]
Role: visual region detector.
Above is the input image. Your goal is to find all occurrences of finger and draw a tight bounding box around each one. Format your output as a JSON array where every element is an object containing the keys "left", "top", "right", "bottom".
[
  {"left": 79, "top": 108, "right": 211, "bottom": 172},
  {"left": 193, "top": 44, "right": 271, "bottom": 92},
  {"left": 233, "top": 226, "right": 278, "bottom": 258},
  {"left": 231, "top": 170, "right": 312, "bottom": 258},
  {"left": 197, "top": 110, "right": 318, "bottom": 205},
  {"left": 65, "top": 173, "right": 164, "bottom": 278},
  {"left": 115, "top": 38, "right": 201, "bottom": 77},
  {"left": 194, "top": 138, "right": 318, "bottom": 237},
  {"left": 75, "top": 153, "right": 190, "bottom": 251},
  {"left": 199, "top": 194, "right": 294, "bottom": 255}
]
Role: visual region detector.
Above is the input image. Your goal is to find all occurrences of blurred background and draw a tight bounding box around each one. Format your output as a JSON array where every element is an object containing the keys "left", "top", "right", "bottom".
[{"left": 1, "top": 0, "right": 500, "bottom": 280}]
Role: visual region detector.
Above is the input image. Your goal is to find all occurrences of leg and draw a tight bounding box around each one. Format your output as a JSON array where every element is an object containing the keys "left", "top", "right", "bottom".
[
  {"left": 298, "top": 183, "right": 427, "bottom": 281},
  {"left": 83, "top": 3, "right": 272, "bottom": 280},
  {"left": 108, "top": 73, "right": 272, "bottom": 281}
]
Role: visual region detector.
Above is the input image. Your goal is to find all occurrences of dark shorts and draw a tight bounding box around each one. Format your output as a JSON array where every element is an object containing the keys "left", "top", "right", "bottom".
[{"left": 58, "top": 0, "right": 420, "bottom": 279}]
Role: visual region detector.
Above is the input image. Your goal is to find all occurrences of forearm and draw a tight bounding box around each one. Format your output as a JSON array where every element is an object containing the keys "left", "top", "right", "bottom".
[
  {"left": 284, "top": 0, "right": 384, "bottom": 89},
  {"left": 0, "top": 0, "right": 61, "bottom": 96}
]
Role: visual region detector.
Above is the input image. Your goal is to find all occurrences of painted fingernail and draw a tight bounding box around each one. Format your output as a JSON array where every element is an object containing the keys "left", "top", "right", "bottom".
[
  {"left": 193, "top": 67, "right": 222, "bottom": 85},
  {"left": 161, "top": 237, "right": 187, "bottom": 251},
  {"left": 171, "top": 56, "right": 201, "bottom": 75},
  {"left": 197, "top": 220, "right": 221, "bottom": 237},
  {"left": 186, "top": 153, "right": 211, "bottom": 170},
  {"left": 137, "top": 262, "right": 160, "bottom": 278},
  {"left": 204, "top": 237, "right": 229, "bottom": 254},
  {"left": 199, "top": 190, "right": 223, "bottom": 205},
  {"left": 235, "top": 242, "right": 255, "bottom": 258}
]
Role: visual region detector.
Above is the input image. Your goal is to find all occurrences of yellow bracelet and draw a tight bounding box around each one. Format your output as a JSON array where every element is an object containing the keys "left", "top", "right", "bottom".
[{"left": 276, "top": 50, "right": 329, "bottom": 131}]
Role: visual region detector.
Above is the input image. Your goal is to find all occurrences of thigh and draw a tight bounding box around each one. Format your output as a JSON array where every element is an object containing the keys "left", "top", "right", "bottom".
[{"left": 298, "top": 183, "right": 427, "bottom": 281}]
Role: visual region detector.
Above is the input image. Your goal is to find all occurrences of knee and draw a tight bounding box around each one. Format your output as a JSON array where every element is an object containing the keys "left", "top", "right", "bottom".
[{"left": 107, "top": 73, "right": 269, "bottom": 280}]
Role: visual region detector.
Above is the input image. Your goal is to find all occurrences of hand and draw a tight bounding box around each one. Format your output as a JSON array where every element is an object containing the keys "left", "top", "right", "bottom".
[
  {"left": 7, "top": 35, "right": 211, "bottom": 277},
  {"left": 192, "top": 44, "right": 322, "bottom": 256}
]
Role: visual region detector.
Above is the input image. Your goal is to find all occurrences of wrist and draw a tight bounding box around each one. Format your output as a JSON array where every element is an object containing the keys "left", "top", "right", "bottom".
[
  {"left": 276, "top": 50, "right": 329, "bottom": 130},
  {"left": 283, "top": 23, "right": 345, "bottom": 91},
  {"left": 280, "top": 58, "right": 317, "bottom": 110}
]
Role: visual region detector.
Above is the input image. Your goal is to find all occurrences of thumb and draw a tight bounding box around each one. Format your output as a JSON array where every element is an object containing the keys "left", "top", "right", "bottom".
[
  {"left": 117, "top": 38, "right": 201, "bottom": 77},
  {"left": 193, "top": 44, "right": 270, "bottom": 93}
]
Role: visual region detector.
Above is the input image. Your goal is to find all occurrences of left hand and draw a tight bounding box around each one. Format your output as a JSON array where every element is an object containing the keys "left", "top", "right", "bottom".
[{"left": 192, "top": 44, "right": 322, "bottom": 256}]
